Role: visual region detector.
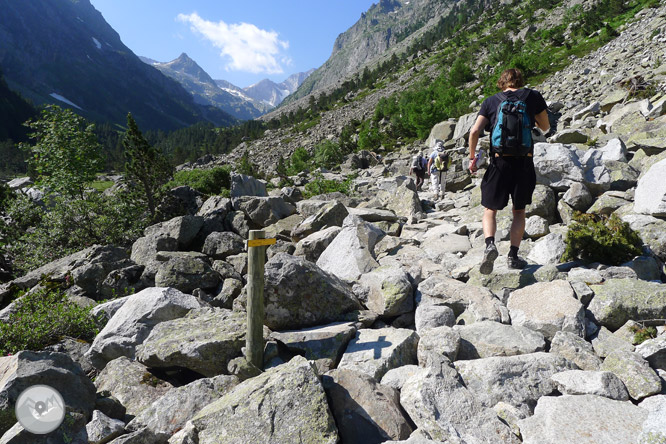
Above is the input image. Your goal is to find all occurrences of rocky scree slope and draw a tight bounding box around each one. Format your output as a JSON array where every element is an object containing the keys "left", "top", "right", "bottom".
[{"left": 2, "top": 3, "right": 666, "bottom": 444}]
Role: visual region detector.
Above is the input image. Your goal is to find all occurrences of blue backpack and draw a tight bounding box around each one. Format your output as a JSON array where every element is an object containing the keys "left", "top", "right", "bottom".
[{"left": 490, "top": 89, "right": 533, "bottom": 156}]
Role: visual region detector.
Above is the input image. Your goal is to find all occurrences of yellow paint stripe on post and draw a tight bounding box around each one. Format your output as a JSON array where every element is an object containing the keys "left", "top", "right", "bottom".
[{"left": 247, "top": 238, "right": 276, "bottom": 248}]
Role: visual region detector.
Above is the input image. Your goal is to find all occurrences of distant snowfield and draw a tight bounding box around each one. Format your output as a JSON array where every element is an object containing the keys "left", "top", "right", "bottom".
[
  {"left": 49, "top": 93, "right": 83, "bottom": 110},
  {"left": 92, "top": 37, "right": 102, "bottom": 49}
]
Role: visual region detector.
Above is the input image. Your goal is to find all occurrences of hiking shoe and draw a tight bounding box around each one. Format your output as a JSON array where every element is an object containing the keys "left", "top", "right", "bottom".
[
  {"left": 507, "top": 255, "right": 528, "bottom": 270},
  {"left": 479, "top": 243, "right": 499, "bottom": 275}
]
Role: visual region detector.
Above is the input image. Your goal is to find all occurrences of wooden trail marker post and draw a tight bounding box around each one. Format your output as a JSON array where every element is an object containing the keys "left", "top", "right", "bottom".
[{"left": 246, "top": 230, "right": 276, "bottom": 368}]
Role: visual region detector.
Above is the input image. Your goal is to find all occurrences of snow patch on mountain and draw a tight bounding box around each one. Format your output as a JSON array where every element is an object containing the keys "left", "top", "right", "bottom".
[{"left": 50, "top": 93, "right": 83, "bottom": 110}]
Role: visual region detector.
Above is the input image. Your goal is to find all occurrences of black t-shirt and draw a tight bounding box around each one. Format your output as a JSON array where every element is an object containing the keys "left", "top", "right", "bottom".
[{"left": 478, "top": 88, "right": 548, "bottom": 132}]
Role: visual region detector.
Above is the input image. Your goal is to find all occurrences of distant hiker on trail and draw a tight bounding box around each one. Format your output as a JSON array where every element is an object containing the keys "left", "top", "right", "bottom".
[
  {"left": 427, "top": 140, "right": 449, "bottom": 199},
  {"left": 409, "top": 152, "right": 427, "bottom": 191},
  {"left": 468, "top": 68, "right": 550, "bottom": 274}
]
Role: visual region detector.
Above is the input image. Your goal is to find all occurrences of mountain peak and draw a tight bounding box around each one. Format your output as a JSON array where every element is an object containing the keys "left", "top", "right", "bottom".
[{"left": 160, "top": 53, "right": 215, "bottom": 86}]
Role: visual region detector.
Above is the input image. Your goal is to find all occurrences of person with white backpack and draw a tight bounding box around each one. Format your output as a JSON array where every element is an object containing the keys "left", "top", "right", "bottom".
[{"left": 426, "top": 140, "right": 450, "bottom": 199}]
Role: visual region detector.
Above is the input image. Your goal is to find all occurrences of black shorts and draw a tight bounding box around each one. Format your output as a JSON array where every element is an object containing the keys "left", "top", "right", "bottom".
[{"left": 481, "top": 156, "right": 536, "bottom": 211}]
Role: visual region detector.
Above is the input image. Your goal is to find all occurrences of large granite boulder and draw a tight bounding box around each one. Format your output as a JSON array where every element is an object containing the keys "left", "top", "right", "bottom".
[
  {"left": 550, "top": 370, "right": 629, "bottom": 400},
  {"left": 508, "top": 281, "right": 586, "bottom": 341},
  {"left": 634, "top": 157, "right": 666, "bottom": 217},
  {"left": 293, "top": 226, "right": 342, "bottom": 263},
  {"left": 588, "top": 279, "right": 666, "bottom": 331},
  {"left": 453, "top": 320, "right": 546, "bottom": 360},
  {"left": 400, "top": 359, "right": 520, "bottom": 443},
  {"left": 263, "top": 253, "right": 363, "bottom": 331},
  {"left": 533, "top": 143, "right": 585, "bottom": 190},
  {"left": 94, "top": 357, "right": 173, "bottom": 418},
  {"left": 358, "top": 265, "right": 414, "bottom": 317},
  {"left": 454, "top": 352, "right": 577, "bottom": 414},
  {"left": 290, "top": 201, "right": 348, "bottom": 242},
  {"left": 600, "top": 350, "right": 662, "bottom": 401},
  {"left": 202, "top": 231, "right": 245, "bottom": 259},
  {"left": 229, "top": 172, "right": 267, "bottom": 203},
  {"left": 337, "top": 327, "right": 419, "bottom": 381},
  {"left": 144, "top": 215, "right": 204, "bottom": 250},
  {"left": 316, "top": 215, "right": 385, "bottom": 283},
  {"left": 416, "top": 275, "right": 510, "bottom": 325},
  {"left": 0, "top": 351, "right": 96, "bottom": 435},
  {"left": 233, "top": 196, "right": 296, "bottom": 227},
  {"left": 84, "top": 287, "right": 205, "bottom": 369},
  {"left": 174, "top": 356, "right": 338, "bottom": 444},
  {"left": 621, "top": 214, "right": 666, "bottom": 261},
  {"left": 375, "top": 177, "right": 424, "bottom": 219},
  {"left": 322, "top": 369, "right": 414, "bottom": 443},
  {"left": 518, "top": 395, "right": 648, "bottom": 444},
  {"left": 126, "top": 375, "right": 239, "bottom": 442},
  {"left": 154, "top": 257, "right": 220, "bottom": 294},
  {"left": 270, "top": 322, "right": 357, "bottom": 373},
  {"left": 135, "top": 308, "right": 265, "bottom": 377}
]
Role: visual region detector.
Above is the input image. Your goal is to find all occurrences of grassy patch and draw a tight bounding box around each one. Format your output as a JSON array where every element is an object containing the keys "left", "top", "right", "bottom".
[
  {"left": 0, "top": 282, "right": 102, "bottom": 356},
  {"left": 90, "top": 180, "right": 114, "bottom": 192},
  {"left": 165, "top": 165, "right": 232, "bottom": 196}
]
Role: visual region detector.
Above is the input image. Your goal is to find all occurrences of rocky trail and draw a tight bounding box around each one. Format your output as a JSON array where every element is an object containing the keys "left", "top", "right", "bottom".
[{"left": 2, "top": 5, "right": 666, "bottom": 444}]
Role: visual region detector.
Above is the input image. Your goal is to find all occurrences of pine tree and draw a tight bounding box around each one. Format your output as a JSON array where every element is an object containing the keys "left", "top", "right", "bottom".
[{"left": 122, "top": 113, "right": 173, "bottom": 220}]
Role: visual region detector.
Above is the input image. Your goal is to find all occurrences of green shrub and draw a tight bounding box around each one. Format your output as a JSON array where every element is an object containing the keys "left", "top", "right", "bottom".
[
  {"left": 165, "top": 165, "right": 232, "bottom": 195},
  {"left": 313, "top": 140, "right": 345, "bottom": 170},
  {"left": 562, "top": 213, "right": 644, "bottom": 265},
  {"left": 287, "top": 147, "right": 311, "bottom": 176},
  {"left": 629, "top": 324, "right": 657, "bottom": 345},
  {"left": 303, "top": 173, "right": 355, "bottom": 198},
  {"left": 0, "top": 282, "right": 101, "bottom": 356}
]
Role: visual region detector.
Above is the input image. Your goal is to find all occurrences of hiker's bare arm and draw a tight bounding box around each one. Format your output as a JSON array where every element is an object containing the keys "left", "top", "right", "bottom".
[
  {"left": 426, "top": 157, "right": 433, "bottom": 174},
  {"left": 468, "top": 115, "right": 488, "bottom": 159},
  {"left": 535, "top": 110, "right": 550, "bottom": 132}
]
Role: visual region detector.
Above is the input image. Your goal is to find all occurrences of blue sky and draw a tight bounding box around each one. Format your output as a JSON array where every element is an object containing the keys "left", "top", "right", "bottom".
[{"left": 89, "top": 0, "right": 377, "bottom": 88}]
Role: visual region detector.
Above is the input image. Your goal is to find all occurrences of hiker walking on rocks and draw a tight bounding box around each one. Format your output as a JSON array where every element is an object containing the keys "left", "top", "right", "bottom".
[
  {"left": 427, "top": 140, "right": 449, "bottom": 199},
  {"left": 409, "top": 152, "right": 427, "bottom": 191},
  {"left": 468, "top": 68, "right": 550, "bottom": 274}
]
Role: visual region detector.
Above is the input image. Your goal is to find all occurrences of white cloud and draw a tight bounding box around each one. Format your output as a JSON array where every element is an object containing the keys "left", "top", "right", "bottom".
[{"left": 177, "top": 12, "right": 288, "bottom": 74}]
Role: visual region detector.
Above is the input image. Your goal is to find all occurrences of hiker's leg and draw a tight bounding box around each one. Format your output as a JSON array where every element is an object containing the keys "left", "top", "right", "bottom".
[
  {"left": 482, "top": 207, "right": 497, "bottom": 239},
  {"left": 510, "top": 208, "right": 526, "bottom": 248},
  {"left": 431, "top": 172, "right": 440, "bottom": 193}
]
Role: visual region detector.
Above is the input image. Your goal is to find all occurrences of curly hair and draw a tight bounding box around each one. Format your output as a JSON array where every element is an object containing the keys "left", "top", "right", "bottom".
[{"left": 497, "top": 68, "right": 525, "bottom": 90}]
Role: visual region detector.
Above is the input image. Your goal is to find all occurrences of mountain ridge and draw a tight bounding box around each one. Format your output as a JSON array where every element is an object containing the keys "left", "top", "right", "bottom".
[{"left": 0, "top": 0, "right": 236, "bottom": 131}]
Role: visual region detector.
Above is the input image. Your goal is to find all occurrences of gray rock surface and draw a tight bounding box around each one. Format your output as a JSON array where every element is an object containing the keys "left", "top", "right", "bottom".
[
  {"left": 316, "top": 214, "right": 384, "bottom": 282},
  {"left": 358, "top": 265, "right": 414, "bottom": 317},
  {"left": 518, "top": 395, "right": 648, "bottom": 444},
  {"left": 0, "top": 351, "right": 96, "bottom": 435},
  {"left": 270, "top": 322, "right": 357, "bottom": 373},
  {"left": 263, "top": 253, "right": 362, "bottom": 330},
  {"left": 126, "top": 375, "right": 239, "bottom": 442},
  {"left": 338, "top": 327, "right": 418, "bottom": 381},
  {"left": 588, "top": 279, "right": 666, "bottom": 330},
  {"left": 634, "top": 157, "right": 666, "bottom": 217},
  {"left": 322, "top": 369, "right": 413, "bottom": 443},
  {"left": 400, "top": 359, "right": 520, "bottom": 443},
  {"left": 508, "top": 280, "right": 586, "bottom": 341},
  {"left": 454, "top": 352, "right": 576, "bottom": 414},
  {"left": 85, "top": 287, "right": 205, "bottom": 369},
  {"left": 86, "top": 410, "right": 125, "bottom": 444},
  {"left": 94, "top": 357, "right": 173, "bottom": 418},
  {"left": 600, "top": 350, "right": 662, "bottom": 401},
  {"left": 550, "top": 370, "right": 629, "bottom": 400},
  {"left": 135, "top": 308, "right": 261, "bottom": 377},
  {"left": 453, "top": 320, "right": 546, "bottom": 360},
  {"left": 176, "top": 356, "right": 338, "bottom": 444}
]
